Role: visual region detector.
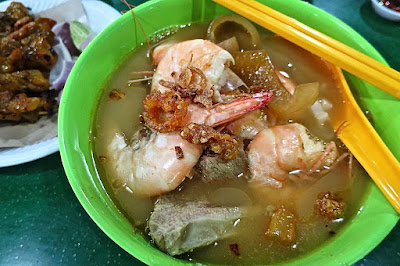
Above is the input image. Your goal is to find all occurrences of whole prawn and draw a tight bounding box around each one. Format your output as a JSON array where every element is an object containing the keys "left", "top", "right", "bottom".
[{"left": 248, "top": 123, "right": 339, "bottom": 188}]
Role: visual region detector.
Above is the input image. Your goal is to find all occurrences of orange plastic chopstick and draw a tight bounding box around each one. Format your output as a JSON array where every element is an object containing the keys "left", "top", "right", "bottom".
[{"left": 213, "top": 0, "right": 400, "bottom": 99}]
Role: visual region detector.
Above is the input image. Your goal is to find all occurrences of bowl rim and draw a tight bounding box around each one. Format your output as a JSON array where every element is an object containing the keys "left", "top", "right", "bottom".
[{"left": 59, "top": 0, "right": 400, "bottom": 265}]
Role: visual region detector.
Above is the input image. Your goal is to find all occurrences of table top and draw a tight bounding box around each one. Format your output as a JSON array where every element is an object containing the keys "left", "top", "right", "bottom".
[{"left": 1, "top": 0, "right": 400, "bottom": 265}]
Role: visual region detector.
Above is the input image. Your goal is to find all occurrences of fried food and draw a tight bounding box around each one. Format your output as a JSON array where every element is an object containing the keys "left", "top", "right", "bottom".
[
  {"left": 159, "top": 66, "right": 214, "bottom": 108},
  {"left": 316, "top": 192, "right": 345, "bottom": 220},
  {"left": 0, "top": 2, "right": 58, "bottom": 123},
  {"left": 0, "top": 90, "right": 51, "bottom": 122},
  {"left": 0, "top": 70, "right": 50, "bottom": 92},
  {"left": 143, "top": 90, "right": 189, "bottom": 133},
  {"left": 180, "top": 123, "right": 239, "bottom": 160}
]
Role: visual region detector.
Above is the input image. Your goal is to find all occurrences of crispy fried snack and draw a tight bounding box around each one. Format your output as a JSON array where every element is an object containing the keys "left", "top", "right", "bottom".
[
  {"left": 143, "top": 90, "right": 189, "bottom": 133},
  {"left": 180, "top": 123, "right": 239, "bottom": 160},
  {"left": 159, "top": 66, "right": 214, "bottom": 108},
  {"left": 315, "top": 192, "right": 345, "bottom": 220}
]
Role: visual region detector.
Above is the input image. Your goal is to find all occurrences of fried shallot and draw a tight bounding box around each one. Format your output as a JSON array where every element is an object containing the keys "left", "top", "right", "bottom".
[
  {"left": 180, "top": 123, "right": 239, "bottom": 160},
  {"left": 316, "top": 192, "right": 345, "bottom": 220},
  {"left": 159, "top": 66, "right": 214, "bottom": 108},
  {"left": 142, "top": 90, "right": 188, "bottom": 132}
]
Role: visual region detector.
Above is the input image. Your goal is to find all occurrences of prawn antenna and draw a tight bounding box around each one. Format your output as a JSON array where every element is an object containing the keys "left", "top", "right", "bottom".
[
  {"left": 121, "top": 0, "right": 156, "bottom": 63},
  {"left": 308, "top": 141, "right": 335, "bottom": 174},
  {"left": 335, "top": 120, "right": 348, "bottom": 135}
]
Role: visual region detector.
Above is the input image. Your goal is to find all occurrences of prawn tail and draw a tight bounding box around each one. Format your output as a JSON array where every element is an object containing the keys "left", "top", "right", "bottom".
[{"left": 206, "top": 91, "right": 274, "bottom": 127}]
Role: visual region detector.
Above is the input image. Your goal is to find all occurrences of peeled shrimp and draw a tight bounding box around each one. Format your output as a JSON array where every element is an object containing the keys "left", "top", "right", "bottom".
[{"left": 248, "top": 123, "right": 338, "bottom": 188}]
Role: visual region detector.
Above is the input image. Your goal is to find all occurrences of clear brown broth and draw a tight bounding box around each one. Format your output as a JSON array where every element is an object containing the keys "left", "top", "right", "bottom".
[{"left": 93, "top": 23, "right": 369, "bottom": 264}]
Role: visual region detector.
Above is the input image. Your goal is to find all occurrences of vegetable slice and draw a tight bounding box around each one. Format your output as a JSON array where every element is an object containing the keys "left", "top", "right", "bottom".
[
  {"left": 274, "top": 82, "right": 320, "bottom": 118},
  {"left": 70, "top": 21, "right": 92, "bottom": 51},
  {"left": 207, "top": 14, "right": 262, "bottom": 50},
  {"left": 52, "top": 22, "right": 79, "bottom": 56},
  {"left": 231, "top": 50, "right": 319, "bottom": 117}
]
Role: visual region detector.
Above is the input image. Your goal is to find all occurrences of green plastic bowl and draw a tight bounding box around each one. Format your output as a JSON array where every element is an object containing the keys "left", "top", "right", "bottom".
[{"left": 59, "top": 0, "right": 400, "bottom": 264}]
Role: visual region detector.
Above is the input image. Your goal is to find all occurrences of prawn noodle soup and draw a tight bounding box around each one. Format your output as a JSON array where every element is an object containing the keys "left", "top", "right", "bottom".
[{"left": 93, "top": 15, "right": 368, "bottom": 264}]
